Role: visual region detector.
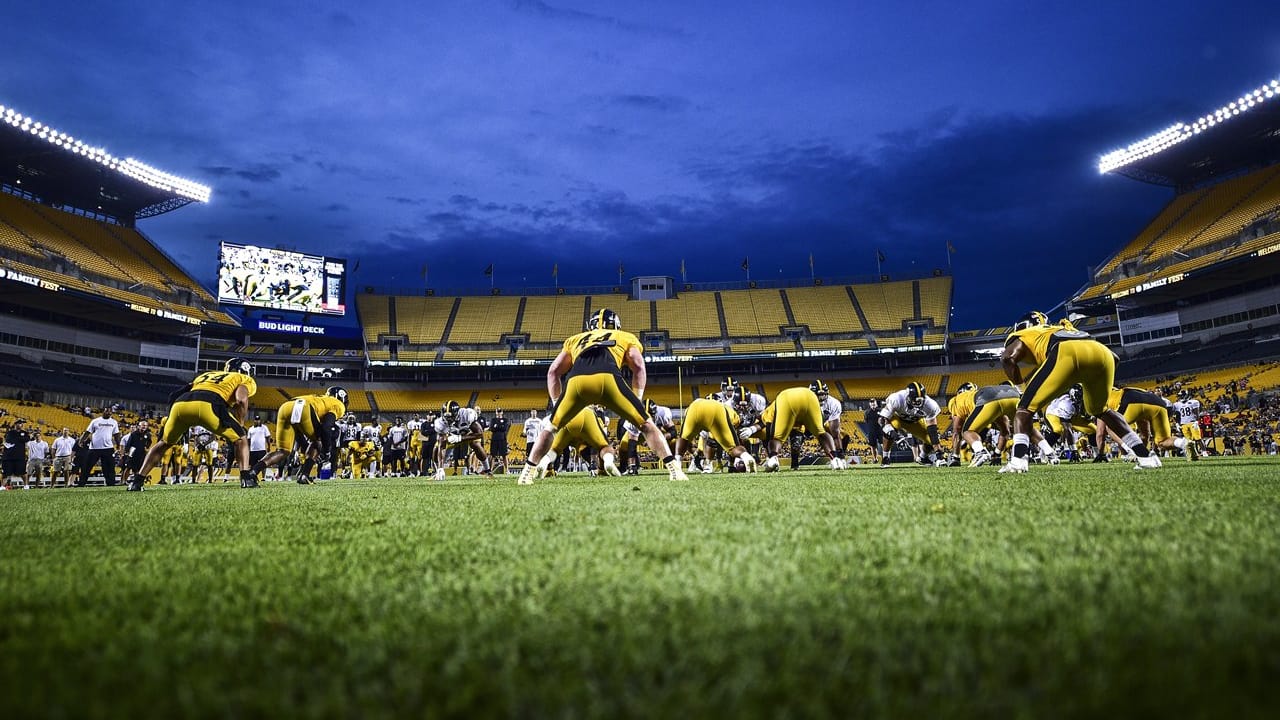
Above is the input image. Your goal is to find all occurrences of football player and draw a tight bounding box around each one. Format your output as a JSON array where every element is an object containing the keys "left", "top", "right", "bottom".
[
  {"left": 1170, "top": 390, "right": 1203, "bottom": 459},
  {"left": 811, "top": 380, "right": 846, "bottom": 463},
  {"left": 383, "top": 417, "right": 409, "bottom": 477},
  {"left": 877, "top": 381, "right": 942, "bottom": 467},
  {"left": 1096, "top": 386, "right": 1195, "bottom": 460},
  {"left": 518, "top": 309, "right": 687, "bottom": 484},
  {"left": 129, "top": 357, "right": 259, "bottom": 491},
  {"left": 405, "top": 414, "right": 424, "bottom": 475},
  {"left": 673, "top": 397, "right": 758, "bottom": 472},
  {"left": 949, "top": 383, "right": 1056, "bottom": 467},
  {"left": 617, "top": 399, "right": 676, "bottom": 474},
  {"left": 251, "top": 387, "right": 348, "bottom": 484},
  {"left": 534, "top": 405, "right": 623, "bottom": 478},
  {"left": 1001, "top": 311, "right": 1158, "bottom": 472},
  {"left": 740, "top": 386, "right": 843, "bottom": 471},
  {"left": 1043, "top": 385, "right": 1101, "bottom": 458},
  {"left": 433, "top": 401, "right": 491, "bottom": 480}
]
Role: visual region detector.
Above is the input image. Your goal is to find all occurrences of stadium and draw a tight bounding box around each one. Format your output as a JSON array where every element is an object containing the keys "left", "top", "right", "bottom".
[{"left": 4, "top": 67, "right": 1280, "bottom": 718}]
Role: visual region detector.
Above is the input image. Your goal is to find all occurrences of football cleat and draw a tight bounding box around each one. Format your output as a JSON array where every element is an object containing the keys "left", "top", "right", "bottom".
[
  {"left": 240, "top": 472, "right": 260, "bottom": 489},
  {"left": 700, "top": 465, "right": 714, "bottom": 474},
  {"left": 763, "top": 456, "right": 781, "bottom": 472},
  {"left": 829, "top": 457, "right": 847, "bottom": 470},
  {"left": 740, "top": 454, "right": 757, "bottom": 472},
  {"left": 517, "top": 465, "right": 536, "bottom": 485},
  {"left": 1134, "top": 455, "right": 1163, "bottom": 470},
  {"left": 969, "top": 449, "right": 993, "bottom": 467},
  {"left": 126, "top": 475, "right": 145, "bottom": 492},
  {"left": 998, "top": 457, "right": 1029, "bottom": 474},
  {"left": 1045, "top": 453, "right": 1061, "bottom": 465}
]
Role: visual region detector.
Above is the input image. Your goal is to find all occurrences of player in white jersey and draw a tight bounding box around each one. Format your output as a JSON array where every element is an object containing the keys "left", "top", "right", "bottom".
[
  {"left": 433, "top": 401, "right": 491, "bottom": 480},
  {"left": 1171, "top": 390, "right": 1203, "bottom": 458},
  {"left": 810, "top": 380, "right": 847, "bottom": 463},
  {"left": 618, "top": 400, "right": 676, "bottom": 474},
  {"left": 523, "top": 410, "right": 542, "bottom": 458},
  {"left": 878, "top": 382, "right": 942, "bottom": 467}
]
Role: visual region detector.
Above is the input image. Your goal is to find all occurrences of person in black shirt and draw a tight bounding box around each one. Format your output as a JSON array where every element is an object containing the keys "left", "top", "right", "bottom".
[
  {"left": 3, "top": 419, "right": 31, "bottom": 489},
  {"left": 489, "top": 409, "right": 511, "bottom": 474},
  {"left": 123, "top": 421, "right": 153, "bottom": 476}
]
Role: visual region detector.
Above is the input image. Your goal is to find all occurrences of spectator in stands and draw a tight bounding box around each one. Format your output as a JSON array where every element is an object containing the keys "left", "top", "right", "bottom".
[
  {"left": 78, "top": 407, "right": 121, "bottom": 487},
  {"left": 3, "top": 418, "right": 30, "bottom": 489},
  {"left": 24, "top": 432, "right": 51, "bottom": 488},
  {"left": 51, "top": 428, "right": 76, "bottom": 488}
]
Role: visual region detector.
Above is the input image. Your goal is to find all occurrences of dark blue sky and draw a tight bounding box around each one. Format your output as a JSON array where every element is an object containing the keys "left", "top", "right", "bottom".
[{"left": 5, "top": 1, "right": 1280, "bottom": 328}]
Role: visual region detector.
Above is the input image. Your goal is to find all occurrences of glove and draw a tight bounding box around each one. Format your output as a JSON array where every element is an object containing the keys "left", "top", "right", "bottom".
[
  {"left": 447, "top": 434, "right": 462, "bottom": 444},
  {"left": 739, "top": 426, "right": 758, "bottom": 440}
]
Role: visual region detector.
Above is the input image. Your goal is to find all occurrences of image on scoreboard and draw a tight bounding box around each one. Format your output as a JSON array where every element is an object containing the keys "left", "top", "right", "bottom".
[{"left": 217, "top": 242, "right": 346, "bottom": 315}]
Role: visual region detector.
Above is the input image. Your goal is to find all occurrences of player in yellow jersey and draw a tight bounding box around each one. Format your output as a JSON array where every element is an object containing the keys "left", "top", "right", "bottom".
[
  {"left": 518, "top": 309, "right": 687, "bottom": 484},
  {"left": 187, "top": 427, "right": 217, "bottom": 483},
  {"left": 673, "top": 397, "right": 758, "bottom": 472},
  {"left": 347, "top": 437, "right": 379, "bottom": 478},
  {"left": 1094, "top": 387, "right": 1193, "bottom": 459},
  {"left": 1001, "top": 312, "right": 1158, "bottom": 472},
  {"left": 948, "top": 382, "right": 1055, "bottom": 467},
  {"left": 534, "top": 405, "right": 623, "bottom": 478},
  {"left": 251, "top": 387, "right": 348, "bottom": 484},
  {"left": 128, "top": 357, "right": 260, "bottom": 491},
  {"left": 741, "top": 386, "right": 842, "bottom": 471}
]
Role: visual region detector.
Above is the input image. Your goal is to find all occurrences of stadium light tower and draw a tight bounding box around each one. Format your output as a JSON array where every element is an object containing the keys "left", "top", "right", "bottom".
[
  {"left": 1097, "top": 77, "right": 1280, "bottom": 174},
  {"left": 0, "top": 102, "right": 212, "bottom": 203}
]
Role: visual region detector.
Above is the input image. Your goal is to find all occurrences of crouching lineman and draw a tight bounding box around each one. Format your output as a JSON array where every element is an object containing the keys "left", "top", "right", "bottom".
[
  {"left": 948, "top": 382, "right": 1057, "bottom": 466},
  {"left": 877, "top": 382, "right": 943, "bottom": 467},
  {"left": 518, "top": 308, "right": 687, "bottom": 484},
  {"left": 129, "top": 357, "right": 259, "bottom": 491},
  {"left": 674, "top": 397, "right": 758, "bottom": 472},
  {"left": 812, "top": 380, "right": 848, "bottom": 464},
  {"left": 251, "top": 387, "right": 348, "bottom": 484},
  {"left": 1001, "top": 311, "right": 1159, "bottom": 473},
  {"left": 740, "top": 386, "right": 843, "bottom": 471},
  {"left": 1096, "top": 386, "right": 1195, "bottom": 460},
  {"left": 434, "top": 401, "right": 492, "bottom": 480},
  {"left": 534, "top": 405, "right": 624, "bottom": 479}
]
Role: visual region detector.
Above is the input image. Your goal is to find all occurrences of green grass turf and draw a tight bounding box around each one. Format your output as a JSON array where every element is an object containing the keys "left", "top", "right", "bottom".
[{"left": 3, "top": 458, "right": 1280, "bottom": 718}]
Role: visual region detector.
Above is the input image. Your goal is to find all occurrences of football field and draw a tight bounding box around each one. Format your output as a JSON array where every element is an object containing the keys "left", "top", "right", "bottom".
[{"left": 3, "top": 458, "right": 1279, "bottom": 718}]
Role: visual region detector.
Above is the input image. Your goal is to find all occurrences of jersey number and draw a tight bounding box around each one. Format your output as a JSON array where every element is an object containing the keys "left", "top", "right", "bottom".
[
  {"left": 196, "top": 372, "right": 230, "bottom": 385},
  {"left": 575, "top": 332, "right": 616, "bottom": 350}
]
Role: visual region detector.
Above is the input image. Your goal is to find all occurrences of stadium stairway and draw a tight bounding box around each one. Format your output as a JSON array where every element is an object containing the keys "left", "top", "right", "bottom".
[
  {"left": 714, "top": 293, "right": 730, "bottom": 338},
  {"left": 912, "top": 281, "right": 922, "bottom": 319},
  {"left": 367, "top": 392, "right": 379, "bottom": 417},
  {"left": 834, "top": 380, "right": 851, "bottom": 402},
  {"left": 438, "top": 298, "right": 463, "bottom": 344},
  {"left": 388, "top": 297, "right": 398, "bottom": 335},
  {"left": 778, "top": 289, "right": 798, "bottom": 325},
  {"left": 845, "top": 287, "right": 871, "bottom": 332}
]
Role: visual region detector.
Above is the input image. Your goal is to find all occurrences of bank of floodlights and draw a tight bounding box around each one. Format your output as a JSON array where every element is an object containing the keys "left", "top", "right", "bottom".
[
  {"left": 1098, "top": 78, "right": 1280, "bottom": 175},
  {"left": 0, "top": 103, "right": 212, "bottom": 203}
]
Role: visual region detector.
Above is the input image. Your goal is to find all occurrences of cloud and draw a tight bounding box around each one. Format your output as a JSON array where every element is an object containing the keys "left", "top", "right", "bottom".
[
  {"left": 321, "top": 202, "right": 349, "bottom": 212},
  {"left": 608, "top": 94, "right": 689, "bottom": 113},
  {"left": 510, "top": 0, "right": 687, "bottom": 38},
  {"left": 198, "top": 163, "right": 282, "bottom": 183}
]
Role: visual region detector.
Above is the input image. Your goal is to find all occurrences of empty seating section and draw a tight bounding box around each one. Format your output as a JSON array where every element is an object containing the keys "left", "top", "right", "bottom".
[
  {"left": 520, "top": 296, "right": 587, "bottom": 343},
  {"left": 853, "top": 281, "right": 915, "bottom": 331},
  {"left": 396, "top": 296, "right": 455, "bottom": 345},
  {"left": 613, "top": 298, "right": 654, "bottom": 333},
  {"left": 657, "top": 293, "right": 722, "bottom": 339},
  {"left": 1, "top": 192, "right": 235, "bottom": 325},
  {"left": 1155, "top": 167, "right": 1280, "bottom": 259},
  {"left": 839, "top": 375, "right": 941, "bottom": 400},
  {"left": 357, "top": 295, "right": 391, "bottom": 341},
  {"left": 1098, "top": 189, "right": 1206, "bottom": 275},
  {"left": 720, "top": 289, "right": 788, "bottom": 336},
  {"left": 948, "top": 368, "right": 1008, "bottom": 388},
  {"left": 367, "top": 390, "right": 460, "bottom": 413},
  {"left": 264, "top": 386, "right": 372, "bottom": 413},
  {"left": 446, "top": 296, "right": 521, "bottom": 343},
  {"left": 787, "top": 286, "right": 861, "bottom": 333},
  {"left": 917, "top": 277, "right": 951, "bottom": 323}
]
